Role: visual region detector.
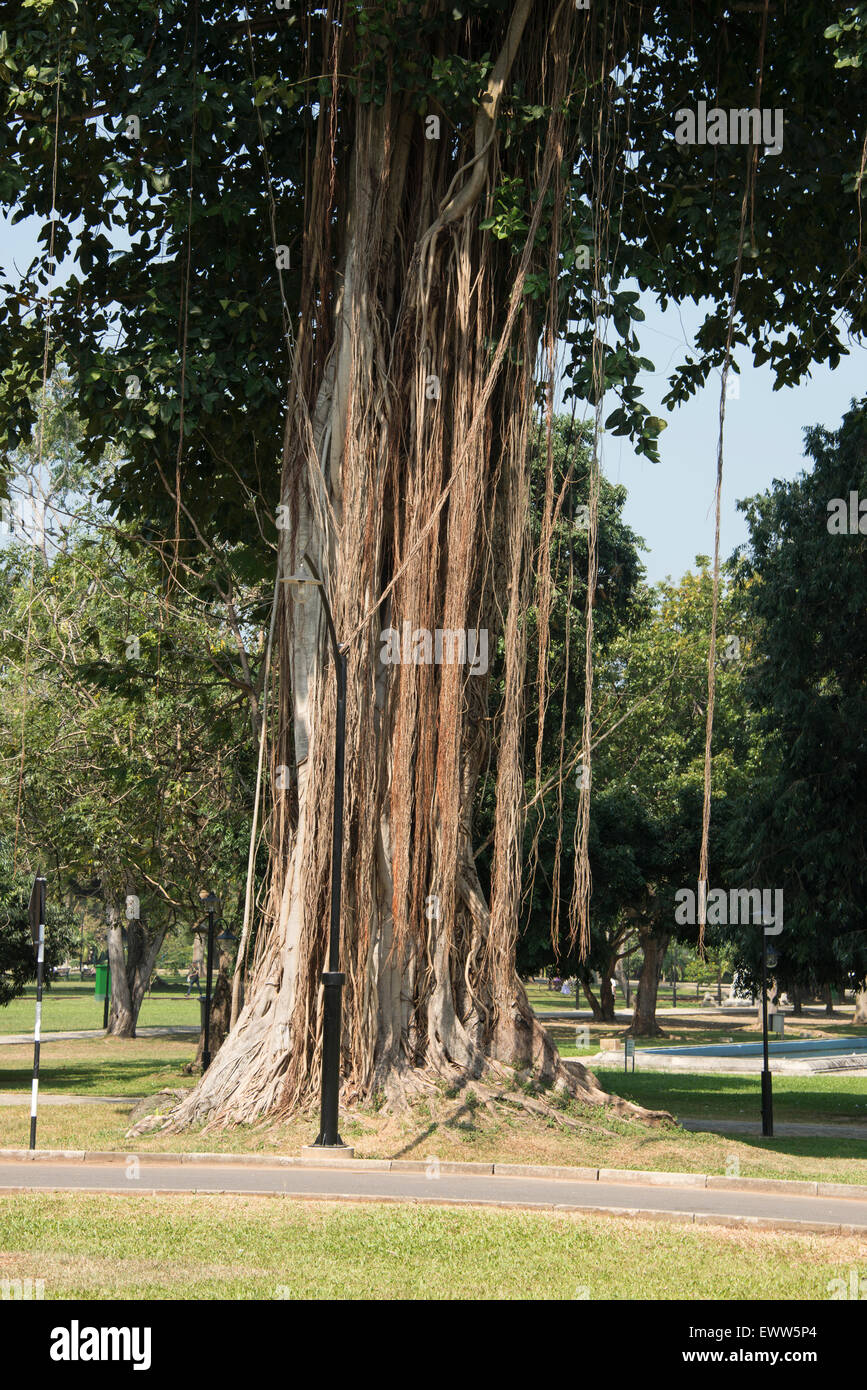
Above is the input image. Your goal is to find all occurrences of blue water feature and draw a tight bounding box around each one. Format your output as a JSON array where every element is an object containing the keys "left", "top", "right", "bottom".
[{"left": 644, "top": 1037, "right": 867, "bottom": 1059}]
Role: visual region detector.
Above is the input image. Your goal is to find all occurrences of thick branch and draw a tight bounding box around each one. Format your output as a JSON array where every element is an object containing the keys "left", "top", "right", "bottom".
[{"left": 431, "top": 0, "right": 535, "bottom": 233}]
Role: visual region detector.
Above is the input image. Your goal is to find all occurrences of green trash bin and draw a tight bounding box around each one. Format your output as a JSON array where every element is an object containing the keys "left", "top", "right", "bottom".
[{"left": 94, "top": 963, "right": 110, "bottom": 1002}]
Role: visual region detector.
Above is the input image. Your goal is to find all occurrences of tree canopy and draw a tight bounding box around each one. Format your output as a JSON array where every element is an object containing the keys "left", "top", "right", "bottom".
[
  {"left": 1, "top": 1, "right": 864, "bottom": 529},
  {"left": 729, "top": 397, "right": 867, "bottom": 999}
]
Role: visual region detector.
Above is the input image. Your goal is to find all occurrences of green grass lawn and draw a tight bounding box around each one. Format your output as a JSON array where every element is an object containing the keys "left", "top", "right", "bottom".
[
  {"left": 0, "top": 982, "right": 202, "bottom": 1034},
  {"left": 0, "top": 1192, "right": 862, "bottom": 1299},
  {"left": 0, "top": 1036, "right": 197, "bottom": 1098},
  {"left": 525, "top": 980, "right": 859, "bottom": 1016},
  {"left": 0, "top": 1039, "right": 865, "bottom": 1191},
  {"left": 527, "top": 980, "right": 716, "bottom": 1011},
  {"left": 595, "top": 1070, "right": 867, "bottom": 1124},
  {"left": 0, "top": 1010, "right": 863, "bottom": 1193}
]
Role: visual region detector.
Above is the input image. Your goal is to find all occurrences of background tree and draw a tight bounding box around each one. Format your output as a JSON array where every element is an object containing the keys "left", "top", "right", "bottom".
[
  {"left": 0, "top": 853, "right": 78, "bottom": 1007},
  {"left": 728, "top": 398, "right": 867, "bottom": 1020},
  {"left": 505, "top": 413, "right": 648, "bottom": 1022},
  {"left": 0, "top": 404, "right": 262, "bottom": 1035},
  {"left": 525, "top": 562, "right": 758, "bottom": 1036}
]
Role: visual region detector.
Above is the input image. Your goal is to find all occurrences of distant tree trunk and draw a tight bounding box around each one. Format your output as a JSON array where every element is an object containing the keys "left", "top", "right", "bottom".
[
  {"left": 757, "top": 976, "right": 779, "bottom": 1030},
  {"left": 823, "top": 983, "right": 835, "bottom": 1017},
  {"left": 579, "top": 959, "right": 617, "bottom": 1023},
  {"left": 599, "top": 971, "right": 616, "bottom": 1023},
  {"left": 579, "top": 972, "right": 605, "bottom": 1021},
  {"left": 790, "top": 983, "right": 803, "bottom": 1016},
  {"left": 854, "top": 988, "right": 867, "bottom": 1024},
  {"left": 629, "top": 930, "right": 669, "bottom": 1037},
  {"left": 106, "top": 916, "right": 166, "bottom": 1039}
]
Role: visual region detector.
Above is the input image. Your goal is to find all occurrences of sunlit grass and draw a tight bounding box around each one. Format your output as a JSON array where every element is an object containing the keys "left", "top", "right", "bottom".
[{"left": 0, "top": 1192, "right": 862, "bottom": 1299}]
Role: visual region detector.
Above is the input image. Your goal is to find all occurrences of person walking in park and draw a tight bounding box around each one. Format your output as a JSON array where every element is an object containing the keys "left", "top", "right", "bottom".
[{"left": 185, "top": 966, "right": 201, "bottom": 998}]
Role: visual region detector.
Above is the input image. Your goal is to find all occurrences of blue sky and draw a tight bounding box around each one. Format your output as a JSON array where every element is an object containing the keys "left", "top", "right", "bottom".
[
  {"left": 3, "top": 209, "right": 865, "bottom": 585},
  {"left": 606, "top": 297, "right": 867, "bottom": 585}
]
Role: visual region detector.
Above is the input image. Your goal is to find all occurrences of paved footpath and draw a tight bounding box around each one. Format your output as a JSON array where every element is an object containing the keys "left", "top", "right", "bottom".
[
  {"left": 0, "top": 1025, "right": 197, "bottom": 1046},
  {"left": 1, "top": 1158, "right": 866, "bottom": 1232},
  {"left": 0, "top": 1093, "right": 140, "bottom": 1107},
  {"left": 680, "top": 1116, "right": 867, "bottom": 1141}
]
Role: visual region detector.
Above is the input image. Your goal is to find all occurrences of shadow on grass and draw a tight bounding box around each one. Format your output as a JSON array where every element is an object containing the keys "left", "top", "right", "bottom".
[
  {"left": 0, "top": 1058, "right": 195, "bottom": 1096},
  {"left": 709, "top": 1134, "right": 867, "bottom": 1164},
  {"left": 592, "top": 1069, "right": 867, "bottom": 1124}
]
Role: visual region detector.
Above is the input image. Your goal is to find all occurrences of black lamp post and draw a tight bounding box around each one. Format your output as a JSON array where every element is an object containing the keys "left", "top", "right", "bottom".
[
  {"left": 104, "top": 907, "right": 117, "bottom": 1030},
  {"left": 199, "top": 890, "right": 218, "bottom": 1071},
  {"left": 283, "top": 552, "right": 348, "bottom": 1149},
  {"left": 760, "top": 930, "right": 778, "bottom": 1138}
]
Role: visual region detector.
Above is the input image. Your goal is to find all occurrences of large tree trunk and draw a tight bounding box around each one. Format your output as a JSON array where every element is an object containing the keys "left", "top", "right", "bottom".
[
  {"left": 854, "top": 988, "right": 867, "bottom": 1024},
  {"left": 167, "top": 3, "right": 663, "bottom": 1133},
  {"left": 106, "top": 917, "right": 166, "bottom": 1039},
  {"left": 629, "top": 930, "right": 670, "bottom": 1038}
]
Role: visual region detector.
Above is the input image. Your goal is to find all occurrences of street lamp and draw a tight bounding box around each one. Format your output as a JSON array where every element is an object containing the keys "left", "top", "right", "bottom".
[
  {"left": 198, "top": 890, "right": 218, "bottom": 1071},
  {"left": 283, "top": 551, "right": 348, "bottom": 1150},
  {"left": 104, "top": 906, "right": 118, "bottom": 1030},
  {"left": 760, "top": 929, "right": 778, "bottom": 1138}
]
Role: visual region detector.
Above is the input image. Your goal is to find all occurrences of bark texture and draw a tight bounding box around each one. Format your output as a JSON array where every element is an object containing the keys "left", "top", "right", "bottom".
[
  {"left": 106, "top": 917, "right": 166, "bottom": 1039},
  {"left": 629, "top": 930, "right": 669, "bottom": 1038},
  {"left": 168, "top": 2, "right": 666, "bottom": 1131},
  {"left": 579, "top": 964, "right": 618, "bottom": 1023}
]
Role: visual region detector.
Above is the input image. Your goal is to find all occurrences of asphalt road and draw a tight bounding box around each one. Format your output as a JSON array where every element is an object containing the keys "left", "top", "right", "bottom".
[{"left": 1, "top": 1160, "right": 865, "bottom": 1230}]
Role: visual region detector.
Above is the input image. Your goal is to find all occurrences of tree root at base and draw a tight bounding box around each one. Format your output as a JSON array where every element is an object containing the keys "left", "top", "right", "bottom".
[{"left": 128, "top": 1054, "right": 673, "bottom": 1140}]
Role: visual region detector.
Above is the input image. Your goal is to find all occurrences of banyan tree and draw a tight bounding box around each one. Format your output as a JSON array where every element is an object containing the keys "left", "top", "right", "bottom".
[{"left": 1, "top": 0, "right": 863, "bottom": 1126}]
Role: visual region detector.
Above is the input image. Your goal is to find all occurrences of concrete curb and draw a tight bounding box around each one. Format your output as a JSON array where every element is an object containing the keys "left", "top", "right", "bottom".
[{"left": 1, "top": 1148, "right": 866, "bottom": 1201}]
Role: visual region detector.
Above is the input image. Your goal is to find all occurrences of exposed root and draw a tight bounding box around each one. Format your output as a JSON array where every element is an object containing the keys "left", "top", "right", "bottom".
[{"left": 140, "top": 1046, "right": 672, "bottom": 1142}]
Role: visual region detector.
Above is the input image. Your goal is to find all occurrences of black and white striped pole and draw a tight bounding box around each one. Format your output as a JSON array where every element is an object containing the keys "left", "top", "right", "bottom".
[{"left": 27, "top": 875, "right": 47, "bottom": 1151}]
